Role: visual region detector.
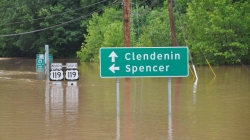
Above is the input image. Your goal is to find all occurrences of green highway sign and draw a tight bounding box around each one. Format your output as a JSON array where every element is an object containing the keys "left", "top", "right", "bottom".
[
  {"left": 36, "top": 54, "right": 45, "bottom": 72},
  {"left": 36, "top": 54, "right": 53, "bottom": 63},
  {"left": 36, "top": 54, "right": 53, "bottom": 73},
  {"left": 36, "top": 54, "right": 53, "bottom": 59},
  {"left": 100, "top": 47, "right": 189, "bottom": 78}
]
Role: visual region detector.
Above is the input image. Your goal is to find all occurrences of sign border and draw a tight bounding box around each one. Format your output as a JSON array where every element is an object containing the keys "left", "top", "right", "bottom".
[
  {"left": 49, "top": 70, "right": 64, "bottom": 81},
  {"left": 100, "top": 47, "right": 189, "bottom": 78},
  {"left": 65, "top": 69, "right": 80, "bottom": 81}
]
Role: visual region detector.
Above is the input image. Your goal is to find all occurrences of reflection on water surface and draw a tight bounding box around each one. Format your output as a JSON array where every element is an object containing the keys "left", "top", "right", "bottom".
[{"left": 0, "top": 58, "right": 250, "bottom": 140}]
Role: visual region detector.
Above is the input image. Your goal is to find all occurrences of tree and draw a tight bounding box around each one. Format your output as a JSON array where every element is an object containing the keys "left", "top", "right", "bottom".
[
  {"left": 57, "top": 0, "right": 250, "bottom": 65},
  {"left": 136, "top": 6, "right": 172, "bottom": 47},
  {"left": 77, "top": 8, "right": 123, "bottom": 62},
  {"left": 77, "top": 3, "right": 173, "bottom": 62},
  {"left": 0, "top": 0, "right": 85, "bottom": 58},
  {"left": 185, "top": 0, "right": 250, "bottom": 65}
]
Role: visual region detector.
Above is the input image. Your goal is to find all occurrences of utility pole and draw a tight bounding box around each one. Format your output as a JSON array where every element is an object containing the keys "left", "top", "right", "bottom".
[
  {"left": 123, "top": 1, "right": 131, "bottom": 136},
  {"left": 168, "top": 0, "right": 178, "bottom": 46},
  {"left": 167, "top": 0, "right": 179, "bottom": 115},
  {"left": 123, "top": 0, "right": 130, "bottom": 47}
]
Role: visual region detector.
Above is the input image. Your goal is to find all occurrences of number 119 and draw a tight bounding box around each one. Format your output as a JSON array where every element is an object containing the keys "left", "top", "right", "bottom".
[{"left": 67, "top": 71, "right": 76, "bottom": 78}]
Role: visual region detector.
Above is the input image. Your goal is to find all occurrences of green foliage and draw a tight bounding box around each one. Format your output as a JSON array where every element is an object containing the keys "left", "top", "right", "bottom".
[
  {"left": 185, "top": 0, "right": 250, "bottom": 65},
  {"left": 77, "top": 6, "right": 173, "bottom": 62},
  {"left": 0, "top": 0, "right": 84, "bottom": 58},
  {"left": 77, "top": 0, "right": 250, "bottom": 65},
  {"left": 137, "top": 7, "right": 172, "bottom": 47},
  {"left": 77, "top": 8, "right": 123, "bottom": 62},
  {"left": 102, "top": 22, "right": 123, "bottom": 47},
  {"left": 1, "top": 0, "right": 249, "bottom": 65}
]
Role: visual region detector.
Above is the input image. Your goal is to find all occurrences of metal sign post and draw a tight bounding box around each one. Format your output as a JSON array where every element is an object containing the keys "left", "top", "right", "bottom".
[
  {"left": 116, "top": 78, "right": 120, "bottom": 140},
  {"left": 45, "top": 45, "right": 49, "bottom": 77},
  {"left": 99, "top": 47, "right": 189, "bottom": 116},
  {"left": 168, "top": 78, "right": 172, "bottom": 115}
]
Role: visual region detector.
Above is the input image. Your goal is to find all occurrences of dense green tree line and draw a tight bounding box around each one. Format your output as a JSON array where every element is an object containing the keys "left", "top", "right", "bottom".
[
  {"left": 0, "top": 0, "right": 109, "bottom": 58},
  {"left": 185, "top": 0, "right": 250, "bottom": 65},
  {"left": 0, "top": 0, "right": 249, "bottom": 65},
  {"left": 77, "top": 1, "right": 173, "bottom": 62},
  {"left": 0, "top": 0, "right": 155, "bottom": 58},
  {"left": 77, "top": 0, "right": 250, "bottom": 65}
]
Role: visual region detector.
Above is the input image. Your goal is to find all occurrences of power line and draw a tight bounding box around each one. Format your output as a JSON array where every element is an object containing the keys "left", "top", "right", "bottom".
[
  {"left": 173, "top": 0, "right": 187, "bottom": 46},
  {"left": 0, "top": 2, "right": 119, "bottom": 37},
  {"left": 129, "top": 0, "right": 161, "bottom": 34},
  {"left": 130, "top": 0, "right": 171, "bottom": 46},
  {"left": 173, "top": 0, "right": 195, "bottom": 63},
  {"left": 0, "top": 0, "right": 108, "bottom": 26},
  {"left": 130, "top": 0, "right": 158, "bottom": 16}
]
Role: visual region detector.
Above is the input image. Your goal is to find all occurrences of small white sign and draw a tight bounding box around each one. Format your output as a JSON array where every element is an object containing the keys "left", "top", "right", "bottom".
[
  {"left": 50, "top": 70, "right": 64, "bottom": 81},
  {"left": 39, "top": 54, "right": 44, "bottom": 59},
  {"left": 65, "top": 69, "right": 79, "bottom": 80},
  {"left": 51, "top": 63, "right": 62, "bottom": 70},
  {"left": 66, "top": 63, "right": 78, "bottom": 69}
]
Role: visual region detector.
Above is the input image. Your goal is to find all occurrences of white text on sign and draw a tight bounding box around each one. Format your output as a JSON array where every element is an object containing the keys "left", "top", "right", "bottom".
[
  {"left": 65, "top": 70, "right": 79, "bottom": 80},
  {"left": 126, "top": 65, "right": 170, "bottom": 74},
  {"left": 50, "top": 70, "right": 64, "bottom": 81}
]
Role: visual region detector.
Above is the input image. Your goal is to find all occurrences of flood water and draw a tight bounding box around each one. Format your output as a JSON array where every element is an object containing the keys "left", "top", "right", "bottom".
[{"left": 0, "top": 58, "right": 250, "bottom": 140}]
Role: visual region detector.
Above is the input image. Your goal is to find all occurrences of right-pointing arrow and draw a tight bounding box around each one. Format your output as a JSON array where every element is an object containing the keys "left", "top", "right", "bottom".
[{"left": 109, "top": 64, "right": 120, "bottom": 73}]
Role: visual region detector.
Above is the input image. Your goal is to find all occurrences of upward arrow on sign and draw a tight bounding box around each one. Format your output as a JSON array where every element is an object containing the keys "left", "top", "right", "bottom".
[{"left": 109, "top": 51, "right": 118, "bottom": 62}]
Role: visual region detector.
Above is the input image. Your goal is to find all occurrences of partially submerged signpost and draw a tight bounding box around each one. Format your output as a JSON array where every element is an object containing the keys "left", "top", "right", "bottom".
[
  {"left": 36, "top": 45, "right": 79, "bottom": 85},
  {"left": 99, "top": 46, "right": 189, "bottom": 117},
  {"left": 50, "top": 63, "right": 64, "bottom": 82},
  {"left": 50, "top": 63, "right": 79, "bottom": 86},
  {"left": 36, "top": 54, "right": 45, "bottom": 73},
  {"left": 36, "top": 54, "right": 53, "bottom": 72},
  {"left": 45, "top": 45, "right": 49, "bottom": 77},
  {"left": 65, "top": 63, "right": 79, "bottom": 86}
]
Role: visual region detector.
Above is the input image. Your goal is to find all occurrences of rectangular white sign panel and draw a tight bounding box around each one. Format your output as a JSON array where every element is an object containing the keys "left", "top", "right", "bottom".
[
  {"left": 66, "top": 63, "right": 78, "bottom": 69},
  {"left": 51, "top": 63, "right": 62, "bottom": 70}
]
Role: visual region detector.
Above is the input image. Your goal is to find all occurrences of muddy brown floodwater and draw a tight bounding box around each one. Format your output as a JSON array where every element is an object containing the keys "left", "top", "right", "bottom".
[{"left": 0, "top": 58, "right": 250, "bottom": 140}]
